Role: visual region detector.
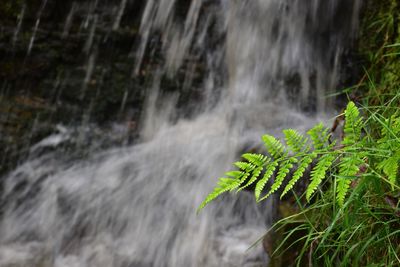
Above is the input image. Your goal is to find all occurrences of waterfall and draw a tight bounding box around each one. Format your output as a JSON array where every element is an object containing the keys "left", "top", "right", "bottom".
[{"left": 0, "top": 0, "right": 361, "bottom": 266}]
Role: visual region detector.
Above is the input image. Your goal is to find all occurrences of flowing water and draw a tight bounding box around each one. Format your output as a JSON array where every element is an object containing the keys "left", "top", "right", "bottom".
[{"left": 0, "top": 0, "right": 361, "bottom": 266}]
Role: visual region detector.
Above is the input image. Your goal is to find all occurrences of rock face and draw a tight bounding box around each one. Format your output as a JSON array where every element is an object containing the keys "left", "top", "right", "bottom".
[{"left": 0, "top": 0, "right": 211, "bottom": 175}]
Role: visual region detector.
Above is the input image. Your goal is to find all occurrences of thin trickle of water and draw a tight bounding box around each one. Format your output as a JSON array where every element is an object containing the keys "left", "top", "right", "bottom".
[
  {"left": 82, "top": 0, "right": 99, "bottom": 30},
  {"left": 62, "top": 2, "right": 78, "bottom": 39},
  {"left": 81, "top": 53, "right": 96, "bottom": 100},
  {"left": 84, "top": 15, "right": 98, "bottom": 53},
  {"left": 27, "top": 0, "right": 48, "bottom": 55},
  {"left": 133, "top": 0, "right": 156, "bottom": 76},
  {"left": 119, "top": 90, "right": 129, "bottom": 114},
  {"left": 12, "top": 5, "right": 26, "bottom": 48},
  {"left": 165, "top": 0, "right": 203, "bottom": 76},
  {"left": 1, "top": 1, "right": 361, "bottom": 266},
  {"left": 113, "top": 0, "right": 128, "bottom": 31}
]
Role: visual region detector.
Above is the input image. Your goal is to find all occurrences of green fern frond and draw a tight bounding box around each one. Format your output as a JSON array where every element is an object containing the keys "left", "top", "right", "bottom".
[
  {"left": 242, "top": 153, "right": 268, "bottom": 167},
  {"left": 380, "top": 117, "right": 391, "bottom": 138},
  {"left": 379, "top": 115, "right": 400, "bottom": 147},
  {"left": 392, "top": 116, "right": 400, "bottom": 136},
  {"left": 332, "top": 102, "right": 364, "bottom": 206},
  {"left": 262, "top": 135, "right": 285, "bottom": 158},
  {"left": 234, "top": 162, "right": 256, "bottom": 172},
  {"left": 197, "top": 178, "right": 239, "bottom": 212},
  {"left": 255, "top": 161, "right": 279, "bottom": 201},
  {"left": 336, "top": 155, "right": 364, "bottom": 206},
  {"left": 378, "top": 154, "right": 399, "bottom": 190},
  {"left": 260, "top": 158, "right": 297, "bottom": 201},
  {"left": 338, "top": 155, "right": 364, "bottom": 177},
  {"left": 307, "top": 123, "right": 331, "bottom": 150},
  {"left": 342, "top": 101, "right": 363, "bottom": 146},
  {"left": 336, "top": 178, "right": 351, "bottom": 207},
  {"left": 281, "top": 153, "right": 317, "bottom": 198},
  {"left": 198, "top": 101, "right": 376, "bottom": 211},
  {"left": 306, "top": 154, "right": 336, "bottom": 201},
  {"left": 236, "top": 172, "right": 251, "bottom": 189},
  {"left": 283, "top": 129, "right": 310, "bottom": 153},
  {"left": 239, "top": 166, "right": 263, "bottom": 191},
  {"left": 220, "top": 170, "right": 250, "bottom": 192},
  {"left": 225, "top": 171, "right": 243, "bottom": 179},
  {"left": 224, "top": 171, "right": 247, "bottom": 190}
]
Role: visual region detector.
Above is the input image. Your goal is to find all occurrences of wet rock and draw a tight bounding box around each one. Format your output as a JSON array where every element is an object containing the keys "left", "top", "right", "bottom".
[
  {"left": 262, "top": 200, "right": 309, "bottom": 267},
  {"left": 0, "top": 0, "right": 214, "bottom": 178}
]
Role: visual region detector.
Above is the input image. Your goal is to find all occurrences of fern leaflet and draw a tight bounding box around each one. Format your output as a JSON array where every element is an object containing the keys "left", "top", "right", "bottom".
[
  {"left": 242, "top": 153, "right": 267, "bottom": 167},
  {"left": 234, "top": 162, "right": 256, "bottom": 172},
  {"left": 342, "top": 101, "right": 363, "bottom": 146},
  {"left": 307, "top": 123, "right": 331, "bottom": 150},
  {"left": 284, "top": 129, "right": 310, "bottom": 153},
  {"left": 336, "top": 155, "right": 364, "bottom": 206},
  {"left": 281, "top": 153, "right": 317, "bottom": 198},
  {"left": 260, "top": 158, "right": 297, "bottom": 201},
  {"left": 378, "top": 154, "right": 399, "bottom": 190},
  {"left": 239, "top": 166, "right": 263, "bottom": 190},
  {"left": 255, "top": 161, "right": 278, "bottom": 201},
  {"left": 197, "top": 178, "right": 238, "bottom": 212},
  {"left": 306, "top": 154, "right": 336, "bottom": 201},
  {"left": 262, "top": 135, "right": 285, "bottom": 158}
]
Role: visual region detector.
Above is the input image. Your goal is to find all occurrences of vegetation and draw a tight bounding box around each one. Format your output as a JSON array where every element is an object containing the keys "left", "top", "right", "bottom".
[
  {"left": 267, "top": 101, "right": 400, "bottom": 266},
  {"left": 199, "top": 0, "right": 400, "bottom": 265},
  {"left": 199, "top": 101, "right": 398, "bottom": 209},
  {"left": 199, "top": 100, "right": 400, "bottom": 264},
  {"left": 199, "top": 106, "right": 400, "bottom": 266}
]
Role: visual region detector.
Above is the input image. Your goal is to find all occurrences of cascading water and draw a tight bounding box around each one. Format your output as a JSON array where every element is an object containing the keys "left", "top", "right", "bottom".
[{"left": 0, "top": 0, "right": 361, "bottom": 266}]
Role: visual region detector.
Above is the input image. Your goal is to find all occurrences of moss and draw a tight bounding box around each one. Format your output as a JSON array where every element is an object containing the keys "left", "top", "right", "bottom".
[{"left": 355, "top": 0, "right": 400, "bottom": 107}]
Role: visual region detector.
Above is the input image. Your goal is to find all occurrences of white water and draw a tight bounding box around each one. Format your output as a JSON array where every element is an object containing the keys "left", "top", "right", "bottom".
[{"left": 0, "top": 1, "right": 360, "bottom": 266}]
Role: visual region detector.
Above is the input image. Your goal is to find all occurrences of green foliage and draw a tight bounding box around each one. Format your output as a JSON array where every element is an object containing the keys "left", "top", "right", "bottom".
[
  {"left": 307, "top": 123, "right": 332, "bottom": 150},
  {"left": 261, "top": 158, "right": 297, "bottom": 201},
  {"left": 255, "top": 161, "right": 278, "bottom": 201},
  {"left": 341, "top": 101, "right": 363, "bottom": 146},
  {"left": 198, "top": 101, "right": 400, "bottom": 212},
  {"left": 262, "top": 135, "right": 286, "bottom": 158},
  {"left": 198, "top": 3, "right": 400, "bottom": 265},
  {"left": 281, "top": 153, "right": 315, "bottom": 198},
  {"left": 374, "top": 115, "right": 400, "bottom": 189},
  {"left": 355, "top": 0, "right": 400, "bottom": 110},
  {"left": 306, "top": 153, "right": 335, "bottom": 201},
  {"left": 335, "top": 102, "right": 366, "bottom": 206},
  {"left": 270, "top": 176, "right": 400, "bottom": 266}
]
